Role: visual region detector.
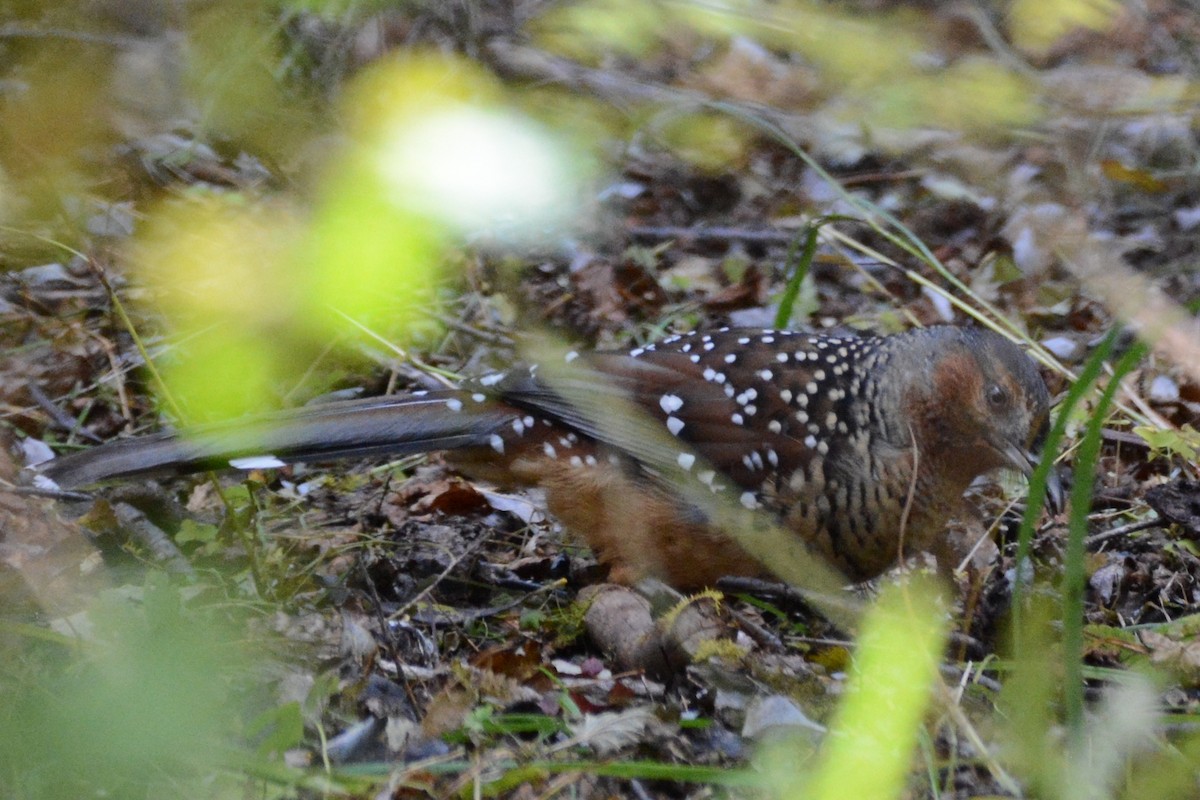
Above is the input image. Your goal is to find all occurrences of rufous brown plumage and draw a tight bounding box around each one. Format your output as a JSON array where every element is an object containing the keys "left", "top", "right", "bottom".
[{"left": 35, "top": 325, "right": 1058, "bottom": 589}]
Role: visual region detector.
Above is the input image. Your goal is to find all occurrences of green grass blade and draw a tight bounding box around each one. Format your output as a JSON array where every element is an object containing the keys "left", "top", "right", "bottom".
[
  {"left": 1061, "top": 341, "right": 1147, "bottom": 741},
  {"left": 774, "top": 223, "right": 819, "bottom": 329}
]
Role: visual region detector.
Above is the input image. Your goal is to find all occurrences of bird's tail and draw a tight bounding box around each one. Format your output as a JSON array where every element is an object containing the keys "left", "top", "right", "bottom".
[{"left": 33, "top": 391, "right": 519, "bottom": 489}]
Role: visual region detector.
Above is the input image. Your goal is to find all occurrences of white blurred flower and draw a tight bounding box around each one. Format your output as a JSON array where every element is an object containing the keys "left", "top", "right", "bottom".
[{"left": 379, "top": 108, "right": 578, "bottom": 240}]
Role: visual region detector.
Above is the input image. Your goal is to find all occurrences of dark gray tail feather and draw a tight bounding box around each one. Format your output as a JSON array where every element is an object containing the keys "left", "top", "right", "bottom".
[{"left": 34, "top": 391, "right": 518, "bottom": 489}]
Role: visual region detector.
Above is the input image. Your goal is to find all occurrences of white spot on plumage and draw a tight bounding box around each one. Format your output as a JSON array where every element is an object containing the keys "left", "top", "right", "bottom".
[
  {"left": 543, "top": 443, "right": 557, "bottom": 458},
  {"left": 585, "top": 455, "right": 597, "bottom": 466},
  {"left": 523, "top": 416, "right": 535, "bottom": 428},
  {"left": 703, "top": 368, "right": 717, "bottom": 381},
  {"left": 817, "top": 441, "right": 829, "bottom": 455},
  {"left": 480, "top": 373, "right": 504, "bottom": 387},
  {"left": 678, "top": 452, "right": 696, "bottom": 470},
  {"left": 776, "top": 352, "right": 789, "bottom": 363},
  {"left": 766, "top": 449, "right": 779, "bottom": 467},
  {"left": 740, "top": 491, "right": 758, "bottom": 509},
  {"left": 731, "top": 413, "right": 744, "bottom": 425},
  {"left": 230, "top": 455, "right": 286, "bottom": 470},
  {"left": 698, "top": 470, "right": 717, "bottom": 487},
  {"left": 570, "top": 455, "right": 584, "bottom": 467},
  {"left": 804, "top": 434, "right": 817, "bottom": 448},
  {"left": 512, "top": 418, "right": 526, "bottom": 435},
  {"left": 780, "top": 389, "right": 793, "bottom": 404},
  {"left": 767, "top": 419, "right": 782, "bottom": 434},
  {"left": 660, "top": 393, "right": 684, "bottom": 414},
  {"left": 758, "top": 369, "right": 773, "bottom": 381},
  {"left": 630, "top": 348, "right": 645, "bottom": 357},
  {"left": 489, "top": 434, "right": 505, "bottom": 453},
  {"left": 667, "top": 416, "right": 685, "bottom": 436},
  {"left": 471, "top": 393, "right": 487, "bottom": 403},
  {"left": 445, "top": 398, "right": 463, "bottom": 412},
  {"left": 724, "top": 353, "right": 737, "bottom": 364},
  {"left": 565, "top": 350, "right": 579, "bottom": 363}
]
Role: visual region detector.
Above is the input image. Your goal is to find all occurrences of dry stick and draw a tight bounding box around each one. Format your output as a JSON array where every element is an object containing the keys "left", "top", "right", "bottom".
[
  {"left": 896, "top": 425, "right": 921, "bottom": 567},
  {"left": 390, "top": 536, "right": 491, "bottom": 622},
  {"left": 432, "top": 314, "right": 517, "bottom": 347},
  {"left": 627, "top": 225, "right": 800, "bottom": 246},
  {"left": 90, "top": 331, "right": 136, "bottom": 426},
  {"left": 25, "top": 382, "right": 103, "bottom": 443},
  {"left": 333, "top": 309, "right": 461, "bottom": 389},
  {"left": 1085, "top": 516, "right": 1167, "bottom": 548}
]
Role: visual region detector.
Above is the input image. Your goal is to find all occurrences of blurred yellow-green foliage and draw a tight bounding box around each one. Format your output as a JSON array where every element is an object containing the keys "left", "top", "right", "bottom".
[{"left": 1, "top": 578, "right": 263, "bottom": 797}]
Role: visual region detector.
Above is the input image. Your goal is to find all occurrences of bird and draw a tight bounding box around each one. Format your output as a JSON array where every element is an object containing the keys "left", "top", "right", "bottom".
[{"left": 33, "top": 325, "right": 1059, "bottom": 590}]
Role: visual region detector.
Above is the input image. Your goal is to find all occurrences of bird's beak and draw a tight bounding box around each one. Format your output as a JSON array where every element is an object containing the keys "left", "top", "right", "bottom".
[{"left": 997, "top": 441, "right": 1064, "bottom": 515}]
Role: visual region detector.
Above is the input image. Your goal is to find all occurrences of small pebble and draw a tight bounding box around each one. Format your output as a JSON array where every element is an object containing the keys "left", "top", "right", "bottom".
[
  {"left": 1149, "top": 375, "right": 1179, "bottom": 404},
  {"left": 1040, "top": 336, "right": 1078, "bottom": 360}
]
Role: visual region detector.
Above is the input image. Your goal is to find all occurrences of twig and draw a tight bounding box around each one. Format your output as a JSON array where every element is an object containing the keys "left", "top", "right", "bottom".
[
  {"left": 113, "top": 502, "right": 196, "bottom": 579},
  {"left": 432, "top": 314, "right": 516, "bottom": 347},
  {"left": 715, "top": 575, "right": 810, "bottom": 605},
  {"left": 627, "top": 225, "right": 799, "bottom": 246},
  {"left": 409, "top": 581, "right": 562, "bottom": 626},
  {"left": 25, "top": 382, "right": 103, "bottom": 443},
  {"left": 726, "top": 606, "right": 784, "bottom": 651},
  {"left": 484, "top": 40, "right": 819, "bottom": 142},
  {"left": 390, "top": 535, "right": 490, "bottom": 621},
  {"left": 1, "top": 483, "right": 95, "bottom": 502},
  {"left": 1085, "top": 516, "right": 1167, "bottom": 548}
]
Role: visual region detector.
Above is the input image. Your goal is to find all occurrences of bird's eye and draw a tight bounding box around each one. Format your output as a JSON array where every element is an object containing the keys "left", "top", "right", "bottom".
[{"left": 986, "top": 384, "right": 1008, "bottom": 407}]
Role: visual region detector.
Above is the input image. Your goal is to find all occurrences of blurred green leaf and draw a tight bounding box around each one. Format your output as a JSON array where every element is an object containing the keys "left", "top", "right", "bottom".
[
  {"left": 763, "top": 577, "right": 948, "bottom": 800},
  {"left": 1009, "top": 0, "right": 1121, "bottom": 56}
]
